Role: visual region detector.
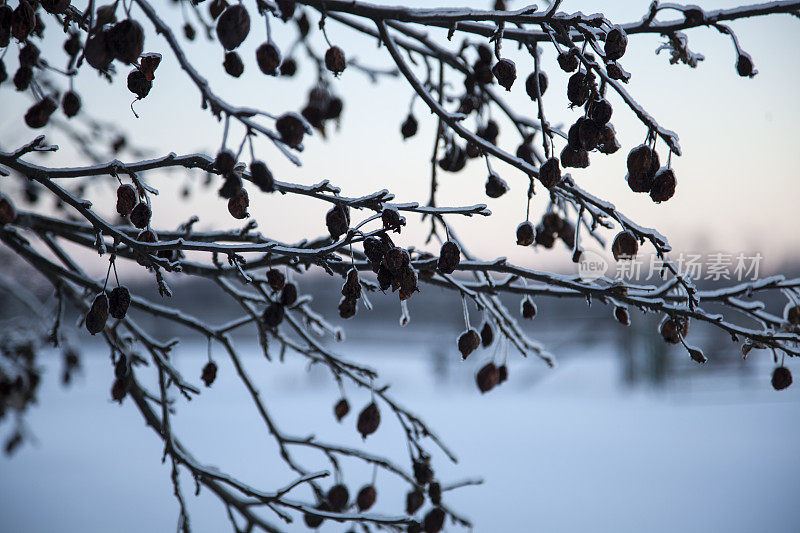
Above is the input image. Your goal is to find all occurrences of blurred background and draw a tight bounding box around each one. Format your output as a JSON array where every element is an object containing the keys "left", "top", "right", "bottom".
[{"left": 1, "top": 0, "right": 800, "bottom": 531}]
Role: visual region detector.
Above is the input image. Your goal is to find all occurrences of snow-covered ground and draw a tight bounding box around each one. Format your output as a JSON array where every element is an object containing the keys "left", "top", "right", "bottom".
[{"left": 2, "top": 339, "right": 799, "bottom": 532}]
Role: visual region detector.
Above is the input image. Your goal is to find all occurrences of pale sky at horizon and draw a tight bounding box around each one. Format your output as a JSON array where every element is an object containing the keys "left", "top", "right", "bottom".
[{"left": 1, "top": 0, "right": 799, "bottom": 280}]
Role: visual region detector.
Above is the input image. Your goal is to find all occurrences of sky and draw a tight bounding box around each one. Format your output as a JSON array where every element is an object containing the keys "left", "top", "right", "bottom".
[{"left": 1, "top": 0, "right": 799, "bottom": 280}]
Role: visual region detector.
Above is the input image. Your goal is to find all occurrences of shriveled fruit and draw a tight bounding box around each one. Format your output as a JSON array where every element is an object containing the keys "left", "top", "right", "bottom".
[
  {"left": 357, "top": 401, "right": 380, "bottom": 439},
  {"left": 604, "top": 26, "right": 628, "bottom": 61},
  {"left": 612, "top": 231, "right": 638, "bottom": 260},
  {"left": 266, "top": 269, "right": 286, "bottom": 292},
  {"left": 516, "top": 221, "right": 535, "bottom": 246},
  {"left": 401, "top": 114, "right": 418, "bottom": 139},
  {"left": 85, "top": 293, "right": 109, "bottom": 335},
  {"left": 201, "top": 361, "right": 217, "bottom": 386},
  {"left": 116, "top": 184, "right": 137, "bottom": 215},
  {"left": 476, "top": 363, "right": 500, "bottom": 393},
  {"left": 280, "top": 283, "right": 298, "bottom": 306},
  {"left": 127, "top": 69, "right": 152, "bottom": 99},
  {"left": 326, "top": 484, "right": 349, "bottom": 512},
  {"left": 263, "top": 302, "right": 284, "bottom": 328},
  {"left": 659, "top": 316, "right": 688, "bottom": 344},
  {"left": 492, "top": 58, "right": 516, "bottom": 90},
  {"left": 525, "top": 71, "right": 548, "bottom": 99},
  {"left": 325, "top": 205, "right": 349, "bottom": 239},
  {"left": 521, "top": 298, "right": 537, "bottom": 319},
  {"left": 356, "top": 485, "right": 377, "bottom": 511},
  {"left": 423, "top": 507, "right": 446, "bottom": 533},
  {"left": 772, "top": 366, "right": 792, "bottom": 391},
  {"left": 223, "top": 51, "right": 244, "bottom": 77},
  {"left": 437, "top": 241, "right": 460, "bottom": 274},
  {"left": 216, "top": 4, "right": 250, "bottom": 50},
  {"left": 458, "top": 329, "right": 480, "bottom": 359},
  {"left": 275, "top": 113, "right": 306, "bottom": 147},
  {"left": 406, "top": 488, "right": 424, "bottom": 515},
  {"left": 325, "top": 45, "right": 346, "bottom": 74},
  {"left": 256, "top": 42, "right": 281, "bottom": 75},
  {"left": 485, "top": 173, "right": 508, "bottom": 198},
  {"left": 650, "top": 168, "right": 677, "bottom": 203},
  {"left": 334, "top": 397, "right": 350, "bottom": 421},
  {"left": 130, "top": 202, "right": 152, "bottom": 229},
  {"left": 250, "top": 160, "right": 274, "bottom": 192},
  {"left": 538, "top": 157, "right": 561, "bottom": 189},
  {"left": 108, "top": 286, "right": 130, "bottom": 320}
]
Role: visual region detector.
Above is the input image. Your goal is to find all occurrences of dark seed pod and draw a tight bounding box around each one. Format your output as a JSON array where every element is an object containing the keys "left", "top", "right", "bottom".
[
  {"left": 597, "top": 124, "right": 621, "bottom": 154},
  {"left": 428, "top": 482, "right": 442, "bottom": 506},
  {"left": 401, "top": 114, "right": 418, "bottom": 139},
  {"left": 209, "top": 0, "right": 228, "bottom": 20},
  {"left": 303, "top": 505, "right": 326, "bottom": 529},
  {"left": 525, "top": 71, "right": 548, "bottom": 99},
  {"left": 24, "top": 97, "right": 58, "bottom": 129},
  {"left": 538, "top": 157, "right": 562, "bottom": 189},
  {"left": 267, "top": 269, "right": 286, "bottom": 292},
  {"left": 263, "top": 302, "right": 285, "bottom": 328},
  {"left": 480, "top": 321, "right": 494, "bottom": 347},
  {"left": 383, "top": 247, "right": 410, "bottom": 273},
  {"left": 458, "top": 329, "right": 481, "bottom": 360},
  {"left": 325, "top": 45, "right": 346, "bottom": 74},
  {"left": 542, "top": 213, "right": 563, "bottom": 235},
  {"left": 327, "top": 484, "right": 349, "bottom": 512},
  {"left": 772, "top": 366, "right": 792, "bottom": 391},
  {"left": 228, "top": 188, "right": 249, "bottom": 219},
  {"left": 13, "top": 66, "right": 33, "bottom": 91},
  {"left": 84, "top": 30, "right": 113, "bottom": 71},
  {"left": 280, "top": 283, "right": 298, "bottom": 306},
  {"left": 398, "top": 265, "right": 418, "bottom": 301},
  {"left": 363, "top": 236, "right": 387, "bottom": 264},
  {"left": 577, "top": 117, "right": 600, "bottom": 151},
  {"left": 736, "top": 52, "right": 755, "bottom": 78},
  {"left": 627, "top": 144, "right": 655, "bottom": 178},
  {"left": 130, "top": 202, "right": 152, "bottom": 229},
  {"left": 476, "top": 43, "right": 493, "bottom": 64},
  {"left": 492, "top": 58, "right": 516, "bottom": 90},
  {"left": 659, "top": 316, "right": 688, "bottom": 344},
  {"left": 338, "top": 297, "right": 357, "bottom": 319},
  {"left": 560, "top": 146, "right": 590, "bottom": 169},
  {"left": 466, "top": 141, "right": 481, "bottom": 159},
  {"left": 627, "top": 172, "right": 653, "bottom": 194},
  {"left": 342, "top": 269, "right": 361, "bottom": 300},
  {"left": 516, "top": 143, "right": 535, "bottom": 165},
  {"left": 786, "top": 305, "right": 800, "bottom": 326},
  {"left": 275, "top": 113, "right": 306, "bottom": 147},
  {"left": 218, "top": 173, "right": 243, "bottom": 199},
  {"left": 256, "top": 42, "right": 281, "bottom": 75},
  {"left": 115, "top": 185, "right": 137, "bottom": 218},
  {"left": 139, "top": 53, "right": 162, "bottom": 81},
  {"left": 498, "top": 364, "right": 508, "bottom": 383},
  {"left": 108, "top": 19, "right": 145, "bottom": 64},
  {"left": 215, "top": 149, "right": 236, "bottom": 174},
  {"left": 516, "top": 221, "right": 535, "bottom": 246},
  {"left": 557, "top": 50, "right": 579, "bottom": 72},
  {"left": 184, "top": 23, "right": 196, "bottom": 41},
  {"left": 357, "top": 485, "right": 377, "bottom": 511},
  {"left": 612, "top": 231, "right": 638, "bottom": 260},
  {"left": 325, "top": 205, "right": 349, "bottom": 240},
  {"left": 0, "top": 196, "right": 16, "bottom": 225},
  {"left": 567, "top": 72, "right": 591, "bottom": 106},
  {"left": 86, "top": 293, "right": 109, "bottom": 335},
  {"left": 588, "top": 98, "right": 613, "bottom": 125},
  {"left": 19, "top": 43, "right": 40, "bottom": 68},
  {"left": 423, "top": 507, "right": 445, "bottom": 533},
  {"left": 334, "top": 397, "right": 350, "bottom": 421},
  {"left": 377, "top": 265, "right": 392, "bottom": 291},
  {"left": 136, "top": 229, "right": 157, "bottom": 243},
  {"left": 11, "top": 0, "right": 35, "bottom": 41},
  {"left": 437, "top": 241, "right": 460, "bottom": 275},
  {"left": 114, "top": 354, "right": 129, "bottom": 380},
  {"left": 604, "top": 26, "right": 628, "bottom": 61},
  {"left": 279, "top": 57, "right": 297, "bottom": 76},
  {"left": 413, "top": 458, "right": 433, "bottom": 485},
  {"left": 62, "top": 90, "right": 81, "bottom": 118},
  {"left": 250, "top": 160, "right": 275, "bottom": 192},
  {"left": 614, "top": 307, "right": 631, "bottom": 326},
  {"left": 478, "top": 120, "right": 499, "bottom": 144},
  {"left": 406, "top": 488, "right": 425, "bottom": 515},
  {"left": 276, "top": 0, "right": 296, "bottom": 21},
  {"left": 476, "top": 363, "right": 500, "bottom": 393},
  {"left": 438, "top": 144, "right": 467, "bottom": 173},
  {"left": 296, "top": 11, "right": 310, "bottom": 38},
  {"left": 485, "top": 173, "right": 509, "bottom": 198},
  {"left": 521, "top": 298, "right": 537, "bottom": 319},
  {"left": 223, "top": 51, "right": 244, "bottom": 77},
  {"left": 111, "top": 377, "right": 128, "bottom": 402},
  {"left": 382, "top": 207, "right": 405, "bottom": 232},
  {"left": 357, "top": 401, "right": 380, "bottom": 439},
  {"left": 216, "top": 4, "right": 250, "bottom": 50},
  {"left": 650, "top": 168, "right": 676, "bottom": 203},
  {"left": 326, "top": 97, "right": 343, "bottom": 121},
  {"left": 127, "top": 69, "right": 152, "bottom": 99},
  {"left": 201, "top": 361, "right": 218, "bottom": 387},
  {"left": 108, "top": 286, "right": 130, "bottom": 320}
]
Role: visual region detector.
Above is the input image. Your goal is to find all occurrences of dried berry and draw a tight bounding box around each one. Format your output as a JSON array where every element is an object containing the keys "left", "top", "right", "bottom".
[
  {"left": 281, "top": 283, "right": 298, "bottom": 306},
  {"left": 437, "top": 241, "right": 460, "bottom": 275},
  {"left": 498, "top": 364, "right": 508, "bottom": 383},
  {"left": 250, "top": 160, "right": 275, "bottom": 192},
  {"left": 382, "top": 247, "right": 409, "bottom": 273},
  {"left": 303, "top": 506, "right": 326, "bottom": 529},
  {"left": 398, "top": 266, "right": 418, "bottom": 301},
  {"left": 218, "top": 173, "right": 243, "bottom": 199},
  {"left": 342, "top": 269, "right": 361, "bottom": 300},
  {"left": 382, "top": 207, "right": 405, "bottom": 232},
  {"left": 209, "top": 0, "right": 228, "bottom": 19},
  {"left": 478, "top": 120, "right": 499, "bottom": 144},
  {"left": 116, "top": 184, "right": 137, "bottom": 216},
  {"left": 13, "top": 66, "right": 33, "bottom": 91},
  {"left": 267, "top": 269, "right": 286, "bottom": 292},
  {"left": 202, "top": 361, "right": 218, "bottom": 387},
  {"left": 263, "top": 302, "right": 284, "bottom": 328},
  {"left": 334, "top": 397, "right": 350, "bottom": 421},
  {"left": 516, "top": 142, "right": 535, "bottom": 165},
  {"left": 525, "top": 71, "right": 548, "bottom": 99},
  {"left": 11, "top": 0, "right": 35, "bottom": 41},
  {"left": 127, "top": 69, "right": 152, "bottom": 99},
  {"left": 567, "top": 71, "right": 592, "bottom": 106},
  {"left": 560, "top": 146, "right": 590, "bottom": 169},
  {"left": 223, "top": 51, "right": 244, "bottom": 77},
  {"left": 108, "top": 19, "right": 145, "bottom": 64},
  {"left": 588, "top": 98, "right": 613, "bottom": 125},
  {"left": 428, "top": 482, "right": 442, "bottom": 506},
  {"left": 62, "top": 90, "right": 81, "bottom": 118},
  {"left": 275, "top": 112, "right": 306, "bottom": 147},
  {"left": 736, "top": 52, "right": 755, "bottom": 78},
  {"left": 413, "top": 458, "right": 433, "bottom": 485},
  {"left": 438, "top": 144, "right": 467, "bottom": 172},
  {"left": 659, "top": 316, "right": 688, "bottom": 344},
  {"left": 357, "top": 485, "right": 377, "bottom": 511},
  {"left": 423, "top": 507, "right": 445, "bottom": 533},
  {"left": 786, "top": 305, "right": 800, "bottom": 326},
  {"left": 256, "top": 42, "right": 281, "bottom": 75},
  {"left": 538, "top": 157, "right": 562, "bottom": 189},
  {"left": 24, "top": 97, "right": 57, "bottom": 129},
  {"left": 19, "top": 43, "right": 40, "bottom": 68},
  {"left": 406, "top": 488, "right": 424, "bottom": 515},
  {"left": 357, "top": 401, "right": 380, "bottom": 439},
  {"left": 485, "top": 173, "right": 508, "bottom": 198},
  {"left": 338, "top": 297, "right": 357, "bottom": 319},
  {"left": 557, "top": 50, "right": 579, "bottom": 72},
  {"left": 86, "top": 293, "right": 109, "bottom": 335},
  {"left": 650, "top": 168, "right": 676, "bottom": 203},
  {"left": 228, "top": 187, "right": 249, "bottom": 219},
  {"left": 597, "top": 124, "right": 621, "bottom": 154},
  {"left": 401, "top": 114, "right": 418, "bottom": 139},
  {"left": 216, "top": 4, "right": 250, "bottom": 50},
  {"left": 41, "top": 0, "right": 71, "bottom": 15},
  {"left": 325, "top": 45, "right": 346, "bottom": 75},
  {"left": 279, "top": 57, "right": 297, "bottom": 76},
  {"left": 458, "top": 328, "right": 480, "bottom": 360},
  {"left": 130, "top": 202, "right": 152, "bottom": 229},
  {"left": 111, "top": 377, "right": 128, "bottom": 402},
  {"left": 326, "top": 205, "right": 349, "bottom": 239},
  {"left": 84, "top": 30, "right": 113, "bottom": 71},
  {"left": 327, "top": 484, "right": 349, "bottom": 512},
  {"left": 612, "top": 231, "right": 638, "bottom": 260},
  {"left": 577, "top": 117, "right": 601, "bottom": 151},
  {"left": 516, "top": 221, "right": 535, "bottom": 246},
  {"left": 139, "top": 53, "right": 162, "bottom": 81},
  {"left": 215, "top": 149, "right": 236, "bottom": 174},
  {"left": 492, "top": 58, "right": 516, "bottom": 90},
  {"left": 184, "top": 23, "right": 196, "bottom": 41},
  {"left": 614, "top": 307, "right": 631, "bottom": 326},
  {"left": 363, "top": 236, "right": 387, "bottom": 264},
  {"left": 604, "top": 26, "right": 628, "bottom": 61},
  {"left": 108, "top": 286, "right": 130, "bottom": 320},
  {"left": 114, "top": 354, "right": 129, "bottom": 380},
  {"left": 276, "top": 0, "right": 296, "bottom": 21},
  {"left": 476, "top": 363, "right": 500, "bottom": 393},
  {"left": 480, "top": 321, "right": 494, "bottom": 347},
  {"left": 772, "top": 366, "right": 792, "bottom": 391},
  {"left": 0, "top": 196, "right": 16, "bottom": 225},
  {"left": 377, "top": 264, "right": 392, "bottom": 291},
  {"left": 521, "top": 298, "right": 537, "bottom": 319}
]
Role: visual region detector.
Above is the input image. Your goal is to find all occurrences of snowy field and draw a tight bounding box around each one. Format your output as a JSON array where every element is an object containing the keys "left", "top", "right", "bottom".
[{"left": 2, "top": 338, "right": 799, "bottom": 533}]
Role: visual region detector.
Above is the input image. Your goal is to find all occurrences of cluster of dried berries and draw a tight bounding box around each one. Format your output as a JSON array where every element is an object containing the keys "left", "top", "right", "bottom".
[
  {"left": 262, "top": 269, "right": 292, "bottom": 328},
  {"left": 339, "top": 269, "right": 361, "bottom": 319},
  {"left": 300, "top": 85, "right": 343, "bottom": 135},
  {"left": 85, "top": 284, "right": 131, "bottom": 336},
  {"left": 476, "top": 361, "right": 508, "bottom": 393},
  {"left": 626, "top": 144, "right": 676, "bottom": 202},
  {"left": 530, "top": 212, "right": 575, "bottom": 250},
  {"left": 363, "top": 233, "right": 418, "bottom": 301},
  {"left": 561, "top": 87, "right": 620, "bottom": 169}
]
